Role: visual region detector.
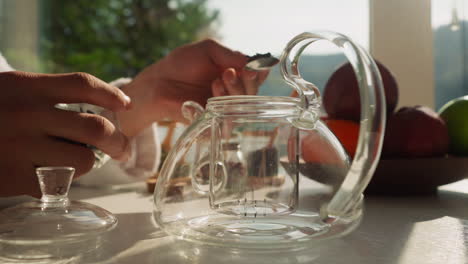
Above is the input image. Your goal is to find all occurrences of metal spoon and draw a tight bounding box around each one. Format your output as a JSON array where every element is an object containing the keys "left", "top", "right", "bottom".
[{"left": 245, "top": 53, "right": 279, "bottom": 71}]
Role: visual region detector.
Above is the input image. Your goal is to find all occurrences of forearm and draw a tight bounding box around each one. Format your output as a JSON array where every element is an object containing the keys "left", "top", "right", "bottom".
[
  {"left": 114, "top": 62, "right": 170, "bottom": 138},
  {"left": 116, "top": 81, "right": 157, "bottom": 138}
]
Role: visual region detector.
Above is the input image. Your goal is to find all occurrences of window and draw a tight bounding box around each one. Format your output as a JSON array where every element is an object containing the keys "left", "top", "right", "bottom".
[
  {"left": 432, "top": 0, "right": 467, "bottom": 109},
  {"left": 1, "top": 0, "right": 458, "bottom": 110},
  {"left": 0, "top": 0, "right": 40, "bottom": 71},
  {"left": 207, "top": 0, "right": 369, "bottom": 96}
]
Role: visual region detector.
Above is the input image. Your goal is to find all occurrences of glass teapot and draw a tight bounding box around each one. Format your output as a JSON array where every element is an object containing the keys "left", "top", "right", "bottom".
[{"left": 153, "top": 31, "right": 385, "bottom": 249}]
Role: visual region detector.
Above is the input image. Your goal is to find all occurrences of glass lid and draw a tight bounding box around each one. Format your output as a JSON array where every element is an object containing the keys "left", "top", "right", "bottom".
[{"left": 0, "top": 167, "right": 117, "bottom": 260}]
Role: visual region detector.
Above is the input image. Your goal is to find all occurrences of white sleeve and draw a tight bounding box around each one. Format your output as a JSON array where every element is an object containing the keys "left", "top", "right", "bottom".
[
  {"left": 118, "top": 122, "right": 161, "bottom": 178},
  {"left": 0, "top": 52, "right": 14, "bottom": 72}
]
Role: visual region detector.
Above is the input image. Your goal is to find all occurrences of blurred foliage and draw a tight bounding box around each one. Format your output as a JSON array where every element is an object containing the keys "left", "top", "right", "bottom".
[{"left": 40, "top": 0, "right": 219, "bottom": 81}]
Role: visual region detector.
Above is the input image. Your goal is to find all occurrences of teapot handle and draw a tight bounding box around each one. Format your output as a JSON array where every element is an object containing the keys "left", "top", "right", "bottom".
[
  {"left": 177, "top": 101, "right": 227, "bottom": 195},
  {"left": 182, "top": 101, "right": 205, "bottom": 122},
  {"left": 280, "top": 31, "right": 386, "bottom": 218},
  {"left": 155, "top": 101, "right": 211, "bottom": 201}
]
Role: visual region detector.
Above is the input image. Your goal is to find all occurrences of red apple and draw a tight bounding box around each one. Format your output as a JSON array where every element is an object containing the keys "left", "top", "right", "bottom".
[
  {"left": 323, "top": 61, "right": 399, "bottom": 122},
  {"left": 382, "top": 106, "right": 449, "bottom": 158}
]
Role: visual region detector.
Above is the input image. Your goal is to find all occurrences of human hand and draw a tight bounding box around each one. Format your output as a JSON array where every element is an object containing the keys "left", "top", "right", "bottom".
[
  {"left": 211, "top": 66, "right": 269, "bottom": 97},
  {"left": 118, "top": 39, "right": 269, "bottom": 137},
  {"left": 0, "top": 71, "right": 132, "bottom": 197}
]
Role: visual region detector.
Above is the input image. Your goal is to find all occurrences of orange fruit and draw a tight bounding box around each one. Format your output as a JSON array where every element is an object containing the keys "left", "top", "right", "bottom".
[
  {"left": 299, "top": 119, "right": 359, "bottom": 165},
  {"left": 324, "top": 119, "right": 359, "bottom": 158}
]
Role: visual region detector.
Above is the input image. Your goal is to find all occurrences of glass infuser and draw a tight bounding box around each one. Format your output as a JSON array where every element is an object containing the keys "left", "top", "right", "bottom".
[{"left": 153, "top": 31, "right": 386, "bottom": 248}]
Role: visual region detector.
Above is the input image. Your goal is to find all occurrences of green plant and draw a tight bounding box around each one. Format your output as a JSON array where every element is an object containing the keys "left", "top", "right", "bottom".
[{"left": 40, "top": 0, "right": 219, "bottom": 81}]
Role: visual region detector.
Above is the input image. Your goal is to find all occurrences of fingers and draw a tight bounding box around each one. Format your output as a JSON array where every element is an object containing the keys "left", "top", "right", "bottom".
[
  {"left": 256, "top": 70, "right": 270, "bottom": 86},
  {"left": 30, "top": 136, "right": 96, "bottom": 176},
  {"left": 200, "top": 39, "right": 269, "bottom": 96},
  {"left": 0, "top": 163, "right": 41, "bottom": 198},
  {"left": 0, "top": 71, "right": 133, "bottom": 198},
  {"left": 241, "top": 69, "right": 260, "bottom": 95},
  {"left": 213, "top": 68, "right": 269, "bottom": 96},
  {"left": 199, "top": 39, "right": 247, "bottom": 69},
  {"left": 40, "top": 109, "right": 131, "bottom": 161},
  {"left": 16, "top": 71, "right": 132, "bottom": 112},
  {"left": 212, "top": 79, "right": 227, "bottom": 97},
  {"left": 222, "top": 68, "right": 245, "bottom": 95},
  {"left": 0, "top": 135, "right": 95, "bottom": 197}
]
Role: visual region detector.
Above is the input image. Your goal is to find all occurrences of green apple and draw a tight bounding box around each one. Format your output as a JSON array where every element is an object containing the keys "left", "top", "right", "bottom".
[{"left": 439, "top": 96, "right": 468, "bottom": 155}]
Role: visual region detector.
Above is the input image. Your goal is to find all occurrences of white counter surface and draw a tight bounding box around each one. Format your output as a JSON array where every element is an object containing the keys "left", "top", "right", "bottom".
[{"left": 3, "top": 179, "right": 468, "bottom": 263}]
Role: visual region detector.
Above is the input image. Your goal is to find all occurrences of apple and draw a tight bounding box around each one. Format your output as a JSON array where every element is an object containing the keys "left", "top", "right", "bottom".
[
  {"left": 323, "top": 61, "right": 399, "bottom": 122},
  {"left": 439, "top": 96, "right": 468, "bottom": 155},
  {"left": 382, "top": 106, "right": 449, "bottom": 158}
]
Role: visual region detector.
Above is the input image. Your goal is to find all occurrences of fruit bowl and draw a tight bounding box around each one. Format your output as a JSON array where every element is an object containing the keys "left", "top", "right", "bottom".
[
  {"left": 366, "top": 156, "right": 468, "bottom": 195},
  {"left": 284, "top": 156, "right": 468, "bottom": 196}
]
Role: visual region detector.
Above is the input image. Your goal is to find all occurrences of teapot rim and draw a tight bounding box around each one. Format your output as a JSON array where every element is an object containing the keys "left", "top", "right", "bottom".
[{"left": 207, "top": 95, "right": 300, "bottom": 106}]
